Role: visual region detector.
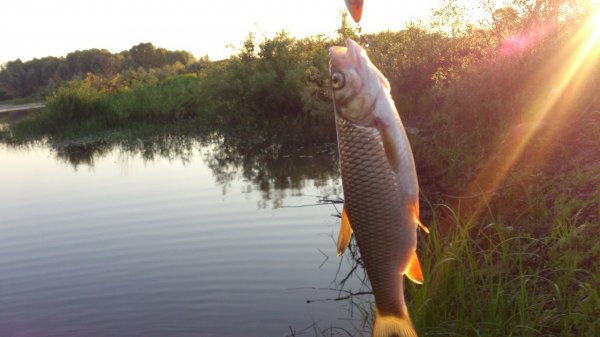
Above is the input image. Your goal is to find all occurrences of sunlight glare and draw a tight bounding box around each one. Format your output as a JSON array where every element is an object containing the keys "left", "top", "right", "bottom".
[
  {"left": 591, "top": 8, "right": 600, "bottom": 42},
  {"left": 461, "top": 4, "right": 600, "bottom": 222}
]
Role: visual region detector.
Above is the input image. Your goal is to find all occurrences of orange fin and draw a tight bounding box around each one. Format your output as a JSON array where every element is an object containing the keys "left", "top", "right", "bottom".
[
  {"left": 417, "top": 218, "right": 430, "bottom": 234},
  {"left": 373, "top": 308, "right": 418, "bottom": 337},
  {"left": 412, "top": 205, "right": 429, "bottom": 234},
  {"left": 336, "top": 208, "right": 353, "bottom": 256},
  {"left": 405, "top": 251, "right": 424, "bottom": 284}
]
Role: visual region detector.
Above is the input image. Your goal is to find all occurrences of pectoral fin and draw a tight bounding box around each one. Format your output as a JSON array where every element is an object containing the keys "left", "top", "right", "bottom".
[
  {"left": 411, "top": 204, "right": 430, "bottom": 234},
  {"left": 405, "top": 251, "right": 424, "bottom": 284},
  {"left": 380, "top": 125, "right": 401, "bottom": 173},
  {"left": 336, "top": 208, "right": 353, "bottom": 256},
  {"left": 417, "top": 218, "right": 430, "bottom": 234}
]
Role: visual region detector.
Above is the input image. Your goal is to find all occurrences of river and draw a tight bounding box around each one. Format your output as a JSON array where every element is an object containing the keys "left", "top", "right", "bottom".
[{"left": 0, "top": 134, "right": 371, "bottom": 337}]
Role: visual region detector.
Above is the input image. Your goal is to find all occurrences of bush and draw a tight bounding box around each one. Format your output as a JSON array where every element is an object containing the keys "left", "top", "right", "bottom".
[
  {"left": 111, "top": 74, "right": 201, "bottom": 122},
  {"left": 46, "top": 84, "right": 116, "bottom": 126}
]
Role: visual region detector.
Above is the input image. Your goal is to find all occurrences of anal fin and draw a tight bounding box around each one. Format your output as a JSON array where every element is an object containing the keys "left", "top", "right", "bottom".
[
  {"left": 405, "top": 251, "right": 424, "bottom": 284},
  {"left": 336, "top": 208, "right": 353, "bottom": 256}
]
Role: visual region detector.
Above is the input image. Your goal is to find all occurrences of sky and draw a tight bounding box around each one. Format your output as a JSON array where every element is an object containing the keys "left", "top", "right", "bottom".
[{"left": 1, "top": 0, "right": 445, "bottom": 64}]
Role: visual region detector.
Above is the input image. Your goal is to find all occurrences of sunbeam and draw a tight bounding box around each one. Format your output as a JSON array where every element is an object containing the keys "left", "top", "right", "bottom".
[{"left": 460, "top": 4, "right": 600, "bottom": 222}]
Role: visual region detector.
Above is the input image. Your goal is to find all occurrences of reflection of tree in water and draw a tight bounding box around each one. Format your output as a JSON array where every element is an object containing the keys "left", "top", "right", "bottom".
[
  {"left": 51, "top": 135, "right": 204, "bottom": 170},
  {"left": 44, "top": 131, "right": 341, "bottom": 207},
  {"left": 202, "top": 131, "right": 341, "bottom": 208},
  {"left": 53, "top": 142, "right": 110, "bottom": 169}
]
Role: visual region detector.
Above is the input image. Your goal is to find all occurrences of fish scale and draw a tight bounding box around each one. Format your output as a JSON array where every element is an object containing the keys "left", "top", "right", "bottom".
[{"left": 336, "top": 115, "right": 413, "bottom": 318}]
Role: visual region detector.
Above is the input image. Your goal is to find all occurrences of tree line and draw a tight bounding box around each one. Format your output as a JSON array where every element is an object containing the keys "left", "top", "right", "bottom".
[{"left": 0, "top": 42, "right": 195, "bottom": 99}]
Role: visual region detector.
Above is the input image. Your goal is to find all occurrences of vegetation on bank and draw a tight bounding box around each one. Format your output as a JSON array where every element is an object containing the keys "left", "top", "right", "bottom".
[
  {"left": 0, "top": 42, "right": 195, "bottom": 100},
  {"left": 2, "top": 0, "right": 600, "bottom": 335},
  {"left": 1, "top": 31, "right": 336, "bottom": 141}
]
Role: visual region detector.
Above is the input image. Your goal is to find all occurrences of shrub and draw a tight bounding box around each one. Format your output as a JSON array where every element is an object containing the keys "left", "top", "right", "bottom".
[{"left": 46, "top": 84, "right": 116, "bottom": 126}]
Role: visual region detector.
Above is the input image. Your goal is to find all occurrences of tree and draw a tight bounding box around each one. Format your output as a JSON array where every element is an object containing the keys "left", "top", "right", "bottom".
[
  {"left": 0, "top": 59, "right": 27, "bottom": 97},
  {"left": 336, "top": 12, "right": 359, "bottom": 41}
]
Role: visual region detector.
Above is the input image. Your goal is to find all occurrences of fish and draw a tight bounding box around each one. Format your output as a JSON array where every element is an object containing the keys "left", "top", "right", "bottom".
[
  {"left": 344, "top": 0, "right": 364, "bottom": 23},
  {"left": 329, "top": 39, "right": 428, "bottom": 337}
]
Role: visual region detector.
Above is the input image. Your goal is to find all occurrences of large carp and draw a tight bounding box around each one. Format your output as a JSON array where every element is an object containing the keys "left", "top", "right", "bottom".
[{"left": 329, "top": 39, "right": 428, "bottom": 337}]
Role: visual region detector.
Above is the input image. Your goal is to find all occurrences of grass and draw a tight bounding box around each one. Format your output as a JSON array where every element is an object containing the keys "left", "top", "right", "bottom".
[
  {"left": 411, "top": 209, "right": 599, "bottom": 336},
  {"left": 321, "top": 197, "right": 599, "bottom": 337}
]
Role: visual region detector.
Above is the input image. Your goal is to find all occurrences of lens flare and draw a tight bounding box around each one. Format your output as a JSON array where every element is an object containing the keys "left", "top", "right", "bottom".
[{"left": 460, "top": 6, "right": 600, "bottom": 222}]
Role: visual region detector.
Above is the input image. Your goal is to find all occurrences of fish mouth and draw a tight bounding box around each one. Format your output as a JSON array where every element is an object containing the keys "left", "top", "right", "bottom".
[
  {"left": 329, "top": 45, "right": 348, "bottom": 56},
  {"left": 329, "top": 39, "right": 364, "bottom": 72},
  {"left": 329, "top": 46, "right": 348, "bottom": 72}
]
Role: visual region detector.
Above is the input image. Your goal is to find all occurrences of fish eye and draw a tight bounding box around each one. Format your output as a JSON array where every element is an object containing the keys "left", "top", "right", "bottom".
[{"left": 331, "top": 72, "right": 345, "bottom": 89}]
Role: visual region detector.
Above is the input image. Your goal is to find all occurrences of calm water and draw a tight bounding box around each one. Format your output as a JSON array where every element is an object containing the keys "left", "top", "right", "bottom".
[{"left": 0, "top": 135, "right": 370, "bottom": 337}]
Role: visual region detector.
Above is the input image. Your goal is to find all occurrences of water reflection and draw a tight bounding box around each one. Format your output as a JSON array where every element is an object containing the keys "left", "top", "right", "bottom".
[
  {"left": 9, "top": 131, "right": 342, "bottom": 208},
  {"left": 0, "top": 130, "right": 362, "bottom": 337},
  {"left": 44, "top": 132, "right": 370, "bottom": 331},
  {"left": 203, "top": 132, "right": 340, "bottom": 208},
  {"left": 49, "top": 135, "right": 201, "bottom": 168}
]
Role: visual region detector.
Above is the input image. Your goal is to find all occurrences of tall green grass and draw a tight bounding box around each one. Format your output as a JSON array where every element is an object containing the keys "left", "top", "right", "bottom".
[
  {"left": 407, "top": 200, "right": 599, "bottom": 336},
  {"left": 319, "top": 207, "right": 599, "bottom": 337}
]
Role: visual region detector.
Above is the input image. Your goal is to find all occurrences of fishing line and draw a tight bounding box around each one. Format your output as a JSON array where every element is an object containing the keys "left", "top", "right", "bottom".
[{"left": 355, "top": 23, "right": 371, "bottom": 49}]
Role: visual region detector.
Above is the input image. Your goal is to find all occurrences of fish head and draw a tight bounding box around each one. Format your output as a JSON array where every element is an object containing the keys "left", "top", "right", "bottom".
[{"left": 329, "top": 39, "right": 386, "bottom": 125}]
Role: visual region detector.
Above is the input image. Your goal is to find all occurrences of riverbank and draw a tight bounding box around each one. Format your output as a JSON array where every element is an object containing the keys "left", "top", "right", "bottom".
[
  {"left": 0, "top": 102, "right": 45, "bottom": 113},
  {"left": 0, "top": 102, "right": 45, "bottom": 123}
]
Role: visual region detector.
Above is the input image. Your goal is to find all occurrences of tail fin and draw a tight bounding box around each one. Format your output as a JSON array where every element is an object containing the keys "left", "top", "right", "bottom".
[{"left": 373, "top": 310, "right": 418, "bottom": 337}]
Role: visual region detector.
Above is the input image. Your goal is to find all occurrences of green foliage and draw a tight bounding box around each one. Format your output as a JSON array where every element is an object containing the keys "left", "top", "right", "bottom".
[
  {"left": 336, "top": 11, "right": 360, "bottom": 41},
  {"left": 0, "top": 43, "right": 195, "bottom": 100},
  {"left": 111, "top": 74, "right": 201, "bottom": 122},
  {"left": 46, "top": 83, "right": 115, "bottom": 126},
  {"left": 35, "top": 73, "right": 203, "bottom": 132},
  {"left": 409, "top": 212, "right": 600, "bottom": 336},
  {"left": 193, "top": 30, "right": 334, "bottom": 136},
  {"left": 124, "top": 42, "right": 195, "bottom": 69}
]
